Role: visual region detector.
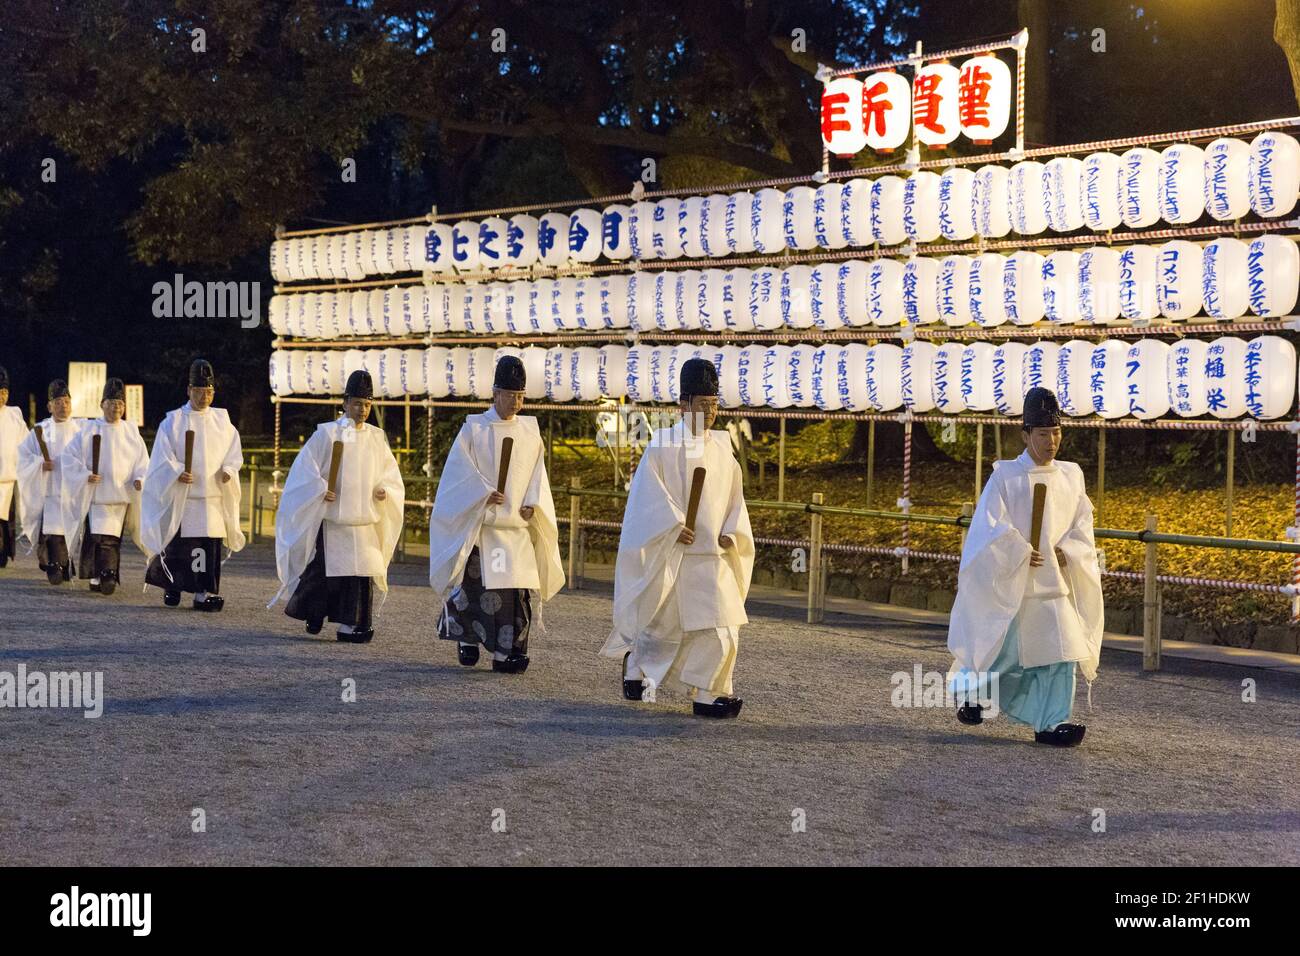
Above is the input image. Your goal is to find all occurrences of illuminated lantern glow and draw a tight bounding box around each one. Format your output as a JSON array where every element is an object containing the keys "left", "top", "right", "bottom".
[
  {"left": 504, "top": 280, "right": 530, "bottom": 335},
  {"left": 423, "top": 223, "right": 454, "bottom": 274},
  {"left": 783, "top": 186, "right": 819, "bottom": 250},
  {"left": 652, "top": 199, "right": 684, "bottom": 259},
  {"left": 1081, "top": 152, "right": 1123, "bottom": 231},
  {"left": 367, "top": 288, "right": 386, "bottom": 336},
  {"left": 1022, "top": 341, "right": 1060, "bottom": 395},
  {"left": 503, "top": 215, "right": 539, "bottom": 269},
  {"left": 901, "top": 341, "right": 938, "bottom": 412},
  {"left": 1078, "top": 246, "right": 1121, "bottom": 325},
  {"left": 787, "top": 344, "right": 818, "bottom": 408},
  {"left": 836, "top": 344, "right": 871, "bottom": 412},
  {"left": 571, "top": 346, "right": 603, "bottom": 401},
  {"left": 762, "top": 345, "right": 794, "bottom": 408},
  {"left": 957, "top": 54, "right": 1011, "bottom": 142},
  {"left": 820, "top": 77, "right": 867, "bottom": 156},
  {"left": 451, "top": 220, "right": 481, "bottom": 272},
  {"left": 726, "top": 192, "right": 757, "bottom": 255},
  {"left": 598, "top": 343, "right": 629, "bottom": 400},
  {"left": 268, "top": 295, "right": 290, "bottom": 336},
  {"left": 1044, "top": 157, "right": 1085, "bottom": 233},
  {"left": 932, "top": 342, "right": 968, "bottom": 413},
  {"left": 424, "top": 347, "right": 451, "bottom": 399},
  {"left": 602, "top": 204, "right": 633, "bottom": 261},
  {"left": 1202, "top": 138, "right": 1251, "bottom": 222},
  {"left": 812, "top": 345, "right": 845, "bottom": 410},
  {"left": 478, "top": 217, "right": 508, "bottom": 269},
  {"left": 326, "top": 235, "right": 346, "bottom": 279},
  {"left": 937, "top": 255, "right": 973, "bottom": 327},
  {"left": 1042, "top": 250, "right": 1082, "bottom": 324},
  {"left": 545, "top": 347, "right": 575, "bottom": 403},
  {"left": 727, "top": 270, "right": 757, "bottom": 332},
  {"left": 551, "top": 278, "right": 576, "bottom": 332},
  {"left": 447, "top": 348, "right": 473, "bottom": 397},
  {"left": 716, "top": 345, "right": 743, "bottom": 408},
  {"left": 1248, "top": 130, "right": 1300, "bottom": 218},
  {"left": 960, "top": 341, "right": 996, "bottom": 411},
  {"left": 701, "top": 270, "right": 731, "bottom": 333},
  {"left": 1244, "top": 335, "right": 1296, "bottom": 420},
  {"left": 974, "top": 164, "right": 1012, "bottom": 238},
  {"left": 1166, "top": 338, "right": 1209, "bottom": 417},
  {"left": 912, "top": 62, "right": 960, "bottom": 148},
  {"left": 969, "top": 253, "right": 1008, "bottom": 327},
  {"left": 529, "top": 279, "right": 557, "bottom": 334},
  {"left": 569, "top": 208, "right": 604, "bottom": 263},
  {"left": 870, "top": 175, "right": 907, "bottom": 246},
  {"left": 1120, "top": 147, "right": 1161, "bottom": 228},
  {"left": 576, "top": 276, "right": 599, "bottom": 330},
  {"left": 1157, "top": 144, "right": 1206, "bottom": 225},
  {"left": 750, "top": 189, "right": 786, "bottom": 254},
  {"left": 1055, "top": 339, "right": 1094, "bottom": 417},
  {"left": 809, "top": 264, "right": 840, "bottom": 330},
  {"left": 903, "top": 171, "right": 942, "bottom": 242},
  {"left": 902, "top": 257, "right": 942, "bottom": 326},
  {"left": 749, "top": 267, "right": 783, "bottom": 330},
  {"left": 1156, "top": 240, "right": 1204, "bottom": 321},
  {"left": 701, "top": 194, "right": 730, "bottom": 258},
  {"left": 675, "top": 269, "right": 702, "bottom": 331},
  {"left": 538, "top": 212, "right": 570, "bottom": 268},
  {"left": 1116, "top": 245, "right": 1160, "bottom": 321},
  {"left": 356, "top": 232, "right": 378, "bottom": 277},
  {"left": 992, "top": 341, "right": 1029, "bottom": 415},
  {"left": 813, "top": 183, "right": 849, "bottom": 249},
  {"left": 347, "top": 232, "right": 368, "bottom": 281},
  {"left": 1247, "top": 234, "right": 1299, "bottom": 316},
  {"left": 738, "top": 344, "right": 768, "bottom": 407},
  {"left": 649, "top": 271, "right": 681, "bottom": 331},
  {"left": 1008, "top": 161, "right": 1048, "bottom": 235},
  {"left": 602, "top": 274, "right": 632, "bottom": 329},
  {"left": 866, "top": 258, "right": 905, "bottom": 327},
  {"left": 624, "top": 345, "right": 650, "bottom": 403},
  {"left": 841, "top": 178, "right": 874, "bottom": 247},
  {"left": 867, "top": 343, "right": 904, "bottom": 411},
  {"left": 1125, "top": 339, "right": 1171, "bottom": 420},
  {"left": 1088, "top": 340, "right": 1129, "bottom": 419},
  {"left": 479, "top": 283, "right": 505, "bottom": 335},
  {"left": 862, "top": 70, "right": 911, "bottom": 152},
  {"left": 1003, "top": 251, "right": 1045, "bottom": 325},
  {"left": 342, "top": 349, "right": 367, "bottom": 391},
  {"left": 836, "top": 260, "right": 872, "bottom": 327},
  {"left": 268, "top": 351, "right": 291, "bottom": 397},
  {"left": 1203, "top": 336, "right": 1248, "bottom": 418},
  {"left": 781, "top": 265, "right": 815, "bottom": 329},
  {"left": 401, "top": 348, "right": 427, "bottom": 396},
  {"left": 407, "top": 285, "right": 431, "bottom": 335},
  {"left": 1201, "top": 238, "right": 1251, "bottom": 319},
  {"left": 627, "top": 202, "right": 656, "bottom": 261},
  {"left": 939, "top": 167, "right": 977, "bottom": 240},
  {"left": 632, "top": 272, "right": 657, "bottom": 334}
]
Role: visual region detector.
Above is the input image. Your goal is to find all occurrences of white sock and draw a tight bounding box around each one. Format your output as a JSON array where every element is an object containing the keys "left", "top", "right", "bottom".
[
  {"left": 90, "top": 578, "right": 100, "bottom": 586},
  {"left": 693, "top": 687, "right": 718, "bottom": 704},
  {"left": 459, "top": 641, "right": 475, "bottom": 649}
]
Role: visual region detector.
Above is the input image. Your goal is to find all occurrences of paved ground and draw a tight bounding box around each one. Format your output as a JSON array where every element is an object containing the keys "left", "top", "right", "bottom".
[{"left": 1, "top": 542, "right": 1297, "bottom": 866}]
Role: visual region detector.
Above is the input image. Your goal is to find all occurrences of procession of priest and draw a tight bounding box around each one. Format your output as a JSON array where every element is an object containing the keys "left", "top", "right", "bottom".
[{"left": 0, "top": 355, "right": 1099, "bottom": 740}]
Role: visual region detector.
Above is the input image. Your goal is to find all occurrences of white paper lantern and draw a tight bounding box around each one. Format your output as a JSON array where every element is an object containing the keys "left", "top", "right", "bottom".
[
  {"left": 360, "top": 350, "right": 384, "bottom": 397},
  {"left": 1248, "top": 130, "right": 1300, "bottom": 218},
  {"left": 958, "top": 54, "right": 1012, "bottom": 141},
  {"left": 867, "top": 344, "right": 904, "bottom": 411},
  {"left": 666, "top": 269, "right": 697, "bottom": 332},
  {"left": 652, "top": 199, "right": 684, "bottom": 260},
  {"left": 1003, "top": 251, "right": 1045, "bottom": 325},
  {"left": 424, "top": 223, "right": 455, "bottom": 273},
  {"left": 782, "top": 187, "right": 818, "bottom": 250},
  {"left": 903, "top": 257, "right": 941, "bottom": 327},
  {"left": 724, "top": 192, "right": 756, "bottom": 255},
  {"left": 1117, "top": 245, "right": 1160, "bottom": 322},
  {"left": 932, "top": 343, "right": 967, "bottom": 413},
  {"left": 1201, "top": 238, "right": 1251, "bottom": 319},
  {"left": 715, "top": 345, "right": 743, "bottom": 408},
  {"left": 820, "top": 77, "right": 867, "bottom": 155},
  {"left": 466, "top": 347, "right": 494, "bottom": 399},
  {"left": 268, "top": 351, "right": 291, "bottom": 397},
  {"left": 409, "top": 285, "right": 432, "bottom": 334},
  {"left": 542, "top": 347, "right": 572, "bottom": 402},
  {"left": 269, "top": 296, "right": 290, "bottom": 336},
  {"left": 516, "top": 347, "right": 546, "bottom": 400},
  {"left": 870, "top": 176, "right": 907, "bottom": 245},
  {"left": 568, "top": 208, "right": 603, "bottom": 263},
  {"left": 862, "top": 70, "right": 911, "bottom": 151},
  {"left": 312, "top": 235, "right": 332, "bottom": 278},
  {"left": 969, "top": 253, "right": 1008, "bottom": 327},
  {"left": 781, "top": 265, "right": 815, "bottom": 329},
  {"left": 379, "top": 287, "right": 403, "bottom": 335},
  {"left": 538, "top": 212, "right": 570, "bottom": 268},
  {"left": 1167, "top": 339, "right": 1209, "bottom": 416},
  {"left": 1203, "top": 336, "right": 1248, "bottom": 418},
  {"left": 345, "top": 232, "right": 367, "bottom": 281},
  {"left": 475, "top": 217, "right": 507, "bottom": 270},
  {"left": 1022, "top": 341, "right": 1060, "bottom": 394},
  {"left": 1055, "top": 339, "right": 1094, "bottom": 417},
  {"left": 425, "top": 347, "right": 451, "bottom": 399},
  {"left": 287, "top": 293, "right": 310, "bottom": 337},
  {"left": 668, "top": 344, "right": 696, "bottom": 403},
  {"left": 727, "top": 270, "right": 756, "bottom": 332},
  {"left": 808, "top": 265, "right": 837, "bottom": 331},
  {"left": 602, "top": 204, "right": 633, "bottom": 261},
  {"left": 787, "top": 344, "right": 818, "bottom": 408},
  {"left": 568, "top": 347, "right": 601, "bottom": 401},
  {"left": 1120, "top": 147, "right": 1161, "bottom": 228},
  {"left": 400, "top": 348, "right": 426, "bottom": 396},
  {"left": 524, "top": 279, "right": 553, "bottom": 334},
  {"left": 835, "top": 260, "right": 871, "bottom": 327},
  {"left": 451, "top": 221, "right": 480, "bottom": 272},
  {"left": 992, "top": 341, "right": 1029, "bottom": 415},
  {"left": 373, "top": 348, "right": 399, "bottom": 398},
  {"left": 761, "top": 346, "right": 793, "bottom": 408},
  {"left": 624, "top": 346, "right": 650, "bottom": 403},
  {"left": 342, "top": 349, "right": 367, "bottom": 386},
  {"left": 701, "top": 194, "right": 729, "bottom": 258},
  {"left": 357, "top": 232, "right": 378, "bottom": 277},
  {"left": 269, "top": 241, "right": 290, "bottom": 282},
  {"left": 500, "top": 280, "right": 526, "bottom": 334},
  {"left": 939, "top": 167, "right": 977, "bottom": 240},
  {"left": 1078, "top": 246, "right": 1121, "bottom": 324},
  {"left": 738, "top": 344, "right": 767, "bottom": 407},
  {"left": 1248, "top": 234, "right": 1299, "bottom": 316},
  {"left": 700, "top": 270, "right": 732, "bottom": 333},
  {"left": 648, "top": 346, "right": 675, "bottom": 403},
  {"left": 1203, "top": 138, "right": 1251, "bottom": 222},
  {"left": 912, "top": 63, "right": 959, "bottom": 147},
  {"left": 324, "top": 351, "right": 347, "bottom": 395},
  {"left": 937, "top": 255, "right": 973, "bottom": 327},
  {"left": 812, "top": 345, "right": 844, "bottom": 411},
  {"left": 576, "top": 276, "right": 600, "bottom": 330},
  {"left": 501, "top": 214, "right": 538, "bottom": 269},
  {"left": 1244, "top": 336, "right": 1296, "bottom": 419},
  {"left": 750, "top": 189, "right": 785, "bottom": 255},
  {"left": 1042, "top": 251, "right": 1082, "bottom": 324},
  {"left": 1157, "top": 144, "right": 1206, "bottom": 225},
  {"left": 744, "top": 267, "right": 779, "bottom": 332},
  {"left": 841, "top": 178, "right": 874, "bottom": 247},
  {"left": 903, "top": 171, "right": 942, "bottom": 242},
  {"left": 601, "top": 274, "right": 631, "bottom": 329},
  {"left": 1081, "top": 152, "right": 1123, "bottom": 231},
  {"left": 901, "top": 341, "right": 938, "bottom": 412},
  {"left": 960, "top": 342, "right": 996, "bottom": 411},
  {"left": 366, "top": 289, "right": 387, "bottom": 335},
  {"left": 1008, "top": 161, "right": 1048, "bottom": 235},
  {"left": 597, "top": 344, "right": 629, "bottom": 400},
  {"left": 1156, "top": 240, "right": 1204, "bottom": 320},
  {"left": 675, "top": 196, "right": 705, "bottom": 259},
  {"left": 1044, "top": 157, "right": 1085, "bottom": 233},
  {"left": 326, "top": 234, "right": 347, "bottom": 279},
  {"left": 1088, "top": 340, "right": 1129, "bottom": 418},
  {"left": 1126, "top": 339, "right": 1170, "bottom": 420},
  {"left": 837, "top": 344, "right": 871, "bottom": 412},
  {"left": 974, "top": 165, "right": 1012, "bottom": 238},
  {"left": 301, "top": 351, "right": 327, "bottom": 395},
  {"left": 860, "top": 258, "right": 902, "bottom": 327},
  {"left": 623, "top": 201, "right": 654, "bottom": 262},
  {"left": 813, "top": 183, "right": 849, "bottom": 249},
  {"left": 323, "top": 293, "right": 347, "bottom": 339}
]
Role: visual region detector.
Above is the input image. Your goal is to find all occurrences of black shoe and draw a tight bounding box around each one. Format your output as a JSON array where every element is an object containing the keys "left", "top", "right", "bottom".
[
  {"left": 692, "top": 696, "right": 744, "bottom": 719},
  {"left": 956, "top": 702, "right": 984, "bottom": 725},
  {"left": 457, "top": 643, "right": 480, "bottom": 666},
  {"left": 193, "top": 595, "right": 225, "bottom": 612},
  {"left": 164, "top": 590, "right": 181, "bottom": 607},
  {"left": 492, "top": 654, "right": 530, "bottom": 674},
  {"left": 622, "top": 652, "right": 643, "bottom": 701},
  {"left": 88, "top": 580, "right": 101, "bottom": 593},
  {"left": 1034, "top": 723, "right": 1086, "bottom": 747},
  {"left": 99, "top": 574, "right": 117, "bottom": 596},
  {"left": 336, "top": 628, "right": 374, "bottom": 644},
  {"left": 305, "top": 618, "right": 323, "bottom": 635},
  {"left": 47, "top": 566, "right": 65, "bottom": 586}
]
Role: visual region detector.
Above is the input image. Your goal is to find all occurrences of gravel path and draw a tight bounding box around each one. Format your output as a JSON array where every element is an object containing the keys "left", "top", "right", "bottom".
[{"left": 1, "top": 543, "right": 1296, "bottom": 866}]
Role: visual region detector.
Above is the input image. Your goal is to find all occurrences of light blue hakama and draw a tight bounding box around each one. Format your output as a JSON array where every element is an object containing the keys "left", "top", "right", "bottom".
[{"left": 953, "top": 617, "right": 1077, "bottom": 733}]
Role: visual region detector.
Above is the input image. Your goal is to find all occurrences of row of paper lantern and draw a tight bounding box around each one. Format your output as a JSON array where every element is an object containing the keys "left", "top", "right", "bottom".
[
  {"left": 268, "top": 334, "right": 1296, "bottom": 420},
  {"left": 269, "top": 235, "right": 1299, "bottom": 340},
  {"left": 269, "top": 132, "right": 1300, "bottom": 283}
]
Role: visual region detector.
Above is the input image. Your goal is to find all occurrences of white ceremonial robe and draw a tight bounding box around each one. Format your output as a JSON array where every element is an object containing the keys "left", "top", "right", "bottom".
[
  {"left": 270, "top": 416, "right": 405, "bottom": 607},
  {"left": 428, "top": 407, "right": 564, "bottom": 603},
  {"left": 16, "top": 417, "right": 82, "bottom": 548},
  {"left": 60, "top": 419, "right": 150, "bottom": 560},
  {"left": 141, "top": 403, "right": 246, "bottom": 560},
  {"left": 947, "top": 451, "right": 1104, "bottom": 685},
  {"left": 0, "top": 406, "right": 30, "bottom": 521},
  {"left": 600, "top": 422, "right": 755, "bottom": 698}
]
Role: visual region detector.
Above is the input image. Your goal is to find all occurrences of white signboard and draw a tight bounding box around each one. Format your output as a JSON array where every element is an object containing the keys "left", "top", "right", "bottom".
[
  {"left": 68, "top": 362, "right": 107, "bottom": 419},
  {"left": 125, "top": 385, "right": 145, "bottom": 427}
]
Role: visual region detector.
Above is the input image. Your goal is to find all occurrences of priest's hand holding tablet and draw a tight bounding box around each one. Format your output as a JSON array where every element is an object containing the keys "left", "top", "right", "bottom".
[
  {"left": 323, "top": 490, "right": 337, "bottom": 502},
  {"left": 178, "top": 471, "right": 194, "bottom": 484},
  {"left": 88, "top": 473, "right": 102, "bottom": 484},
  {"left": 487, "top": 490, "right": 506, "bottom": 506},
  {"left": 42, "top": 460, "right": 54, "bottom": 472},
  {"left": 1028, "top": 547, "right": 1068, "bottom": 568},
  {"left": 677, "top": 527, "right": 695, "bottom": 545}
]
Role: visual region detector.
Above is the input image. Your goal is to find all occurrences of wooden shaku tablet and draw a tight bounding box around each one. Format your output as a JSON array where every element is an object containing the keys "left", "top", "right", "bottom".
[
  {"left": 684, "top": 467, "right": 706, "bottom": 533},
  {"left": 91, "top": 433, "right": 101, "bottom": 476},
  {"left": 327, "top": 440, "right": 344, "bottom": 495},
  {"left": 496, "top": 436, "right": 514, "bottom": 494},
  {"left": 34, "top": 427, "right": 50, "bottom": 463},
  {"left": 184, "top": 429, "right": 195, "bottom": 474},
  {"left": 1029, "top": 482, "right": 1047, "bottom": 554}
]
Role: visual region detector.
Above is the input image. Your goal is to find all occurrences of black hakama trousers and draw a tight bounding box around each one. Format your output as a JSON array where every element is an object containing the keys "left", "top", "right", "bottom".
[
  {"left": 76, "top": 519, "right": 121, "bottom": 582},
  {"left": 437, "top": 546, "right": 532, "bottom": 656},
  {"left": 145, "top": 534, "right": 221, "bottom": 594},
  {"left": 284, "top": 527, "right": 373, "bottom": 630},
  {"left": 0, "top": 497, "right": 15, "bottom": 567},
  {"left": 38, "top": 534, "right": 73, "bottom": 581}
]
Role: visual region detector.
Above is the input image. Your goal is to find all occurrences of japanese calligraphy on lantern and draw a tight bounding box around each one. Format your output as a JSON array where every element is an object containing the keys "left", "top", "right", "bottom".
[{"left": 819, "top": 52, "right": 1013, "bottom": 156}]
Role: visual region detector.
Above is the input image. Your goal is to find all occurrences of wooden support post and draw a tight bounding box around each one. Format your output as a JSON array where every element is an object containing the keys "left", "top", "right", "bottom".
[
  {"left": 959, "top": 501, "right": 973, "bottom": 551},
  {"left": 1225, "top": 430, "right": 1235, "bottom": 537},
  {"left": 247, "top": 456, "right": 258, "bottom": 543},
  {"left": 568, "top": 476, "right": 581, "bottom": 590},
  {"left": 547, "top": 412, "right": 554, "bottom": 475},
  {"left": 1097, "top": 428, "right": 1106, "bottom": 526},
  {"left": 808, "top": 492, "right": 824, "bottom": 624},
  {"left": 974, "top": 422, "right": 984, "bottom": 499},
  {"left": 865, "top": 421, "right": 876, "bottom": 507},
  {"left": 1143, "top": 513, "right": 1160, "bottom": 672},
  {"left": 778, "top": 416, "right": 786, "bottom": 502}
]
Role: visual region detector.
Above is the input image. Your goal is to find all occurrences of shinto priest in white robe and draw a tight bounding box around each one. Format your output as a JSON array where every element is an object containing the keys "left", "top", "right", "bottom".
[
  {"left": 60, "top": 387, "right": 150, "bottom": 586},
  {"left": 947, "top": 449, "right": 1104, "bottom": 731},
  {"left": 428, "top": 406, "right": 564, "bottom": 658},
  {"left": 16, "top": 380, "right": 82, "bottom": 580},
  {"left": 0, "top": 368, "right": 29, "bottom": 566},
  {"left": 599, "top": 420, "right": 755, "bottom": 702},
  {"left": 270, "top": 410, "right": 405, "bottom": 633}
]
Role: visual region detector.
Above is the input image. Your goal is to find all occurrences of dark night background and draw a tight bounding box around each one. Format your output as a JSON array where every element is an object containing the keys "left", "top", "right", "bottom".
[{"left": 1, "top": 0, "right": 1296, "bottom": 454}]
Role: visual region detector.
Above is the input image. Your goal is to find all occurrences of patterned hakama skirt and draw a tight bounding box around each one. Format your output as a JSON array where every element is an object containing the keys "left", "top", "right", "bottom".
[{"left": 437, "top": 546, "right": 532, "bottom": 656}]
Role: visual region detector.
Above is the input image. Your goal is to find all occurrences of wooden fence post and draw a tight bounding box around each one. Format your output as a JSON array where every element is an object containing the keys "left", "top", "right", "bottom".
[
  {"left": 808, "top": 492, "right": 824, "bottom": 624},
  {"left": 568, "top": 476, "right": 581, "bottom": 590},
  {"left": 1143, "top": 512, "right": 1160, "bottom": 671}
]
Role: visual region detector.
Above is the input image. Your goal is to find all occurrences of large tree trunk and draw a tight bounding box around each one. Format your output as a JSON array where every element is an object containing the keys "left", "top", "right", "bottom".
[
  {"left": 1276, "top": 0, "right": 1300, "bottom": 110},
  {"left": 1018, "top": 0, "right": 1052, "bottom": 146}
]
